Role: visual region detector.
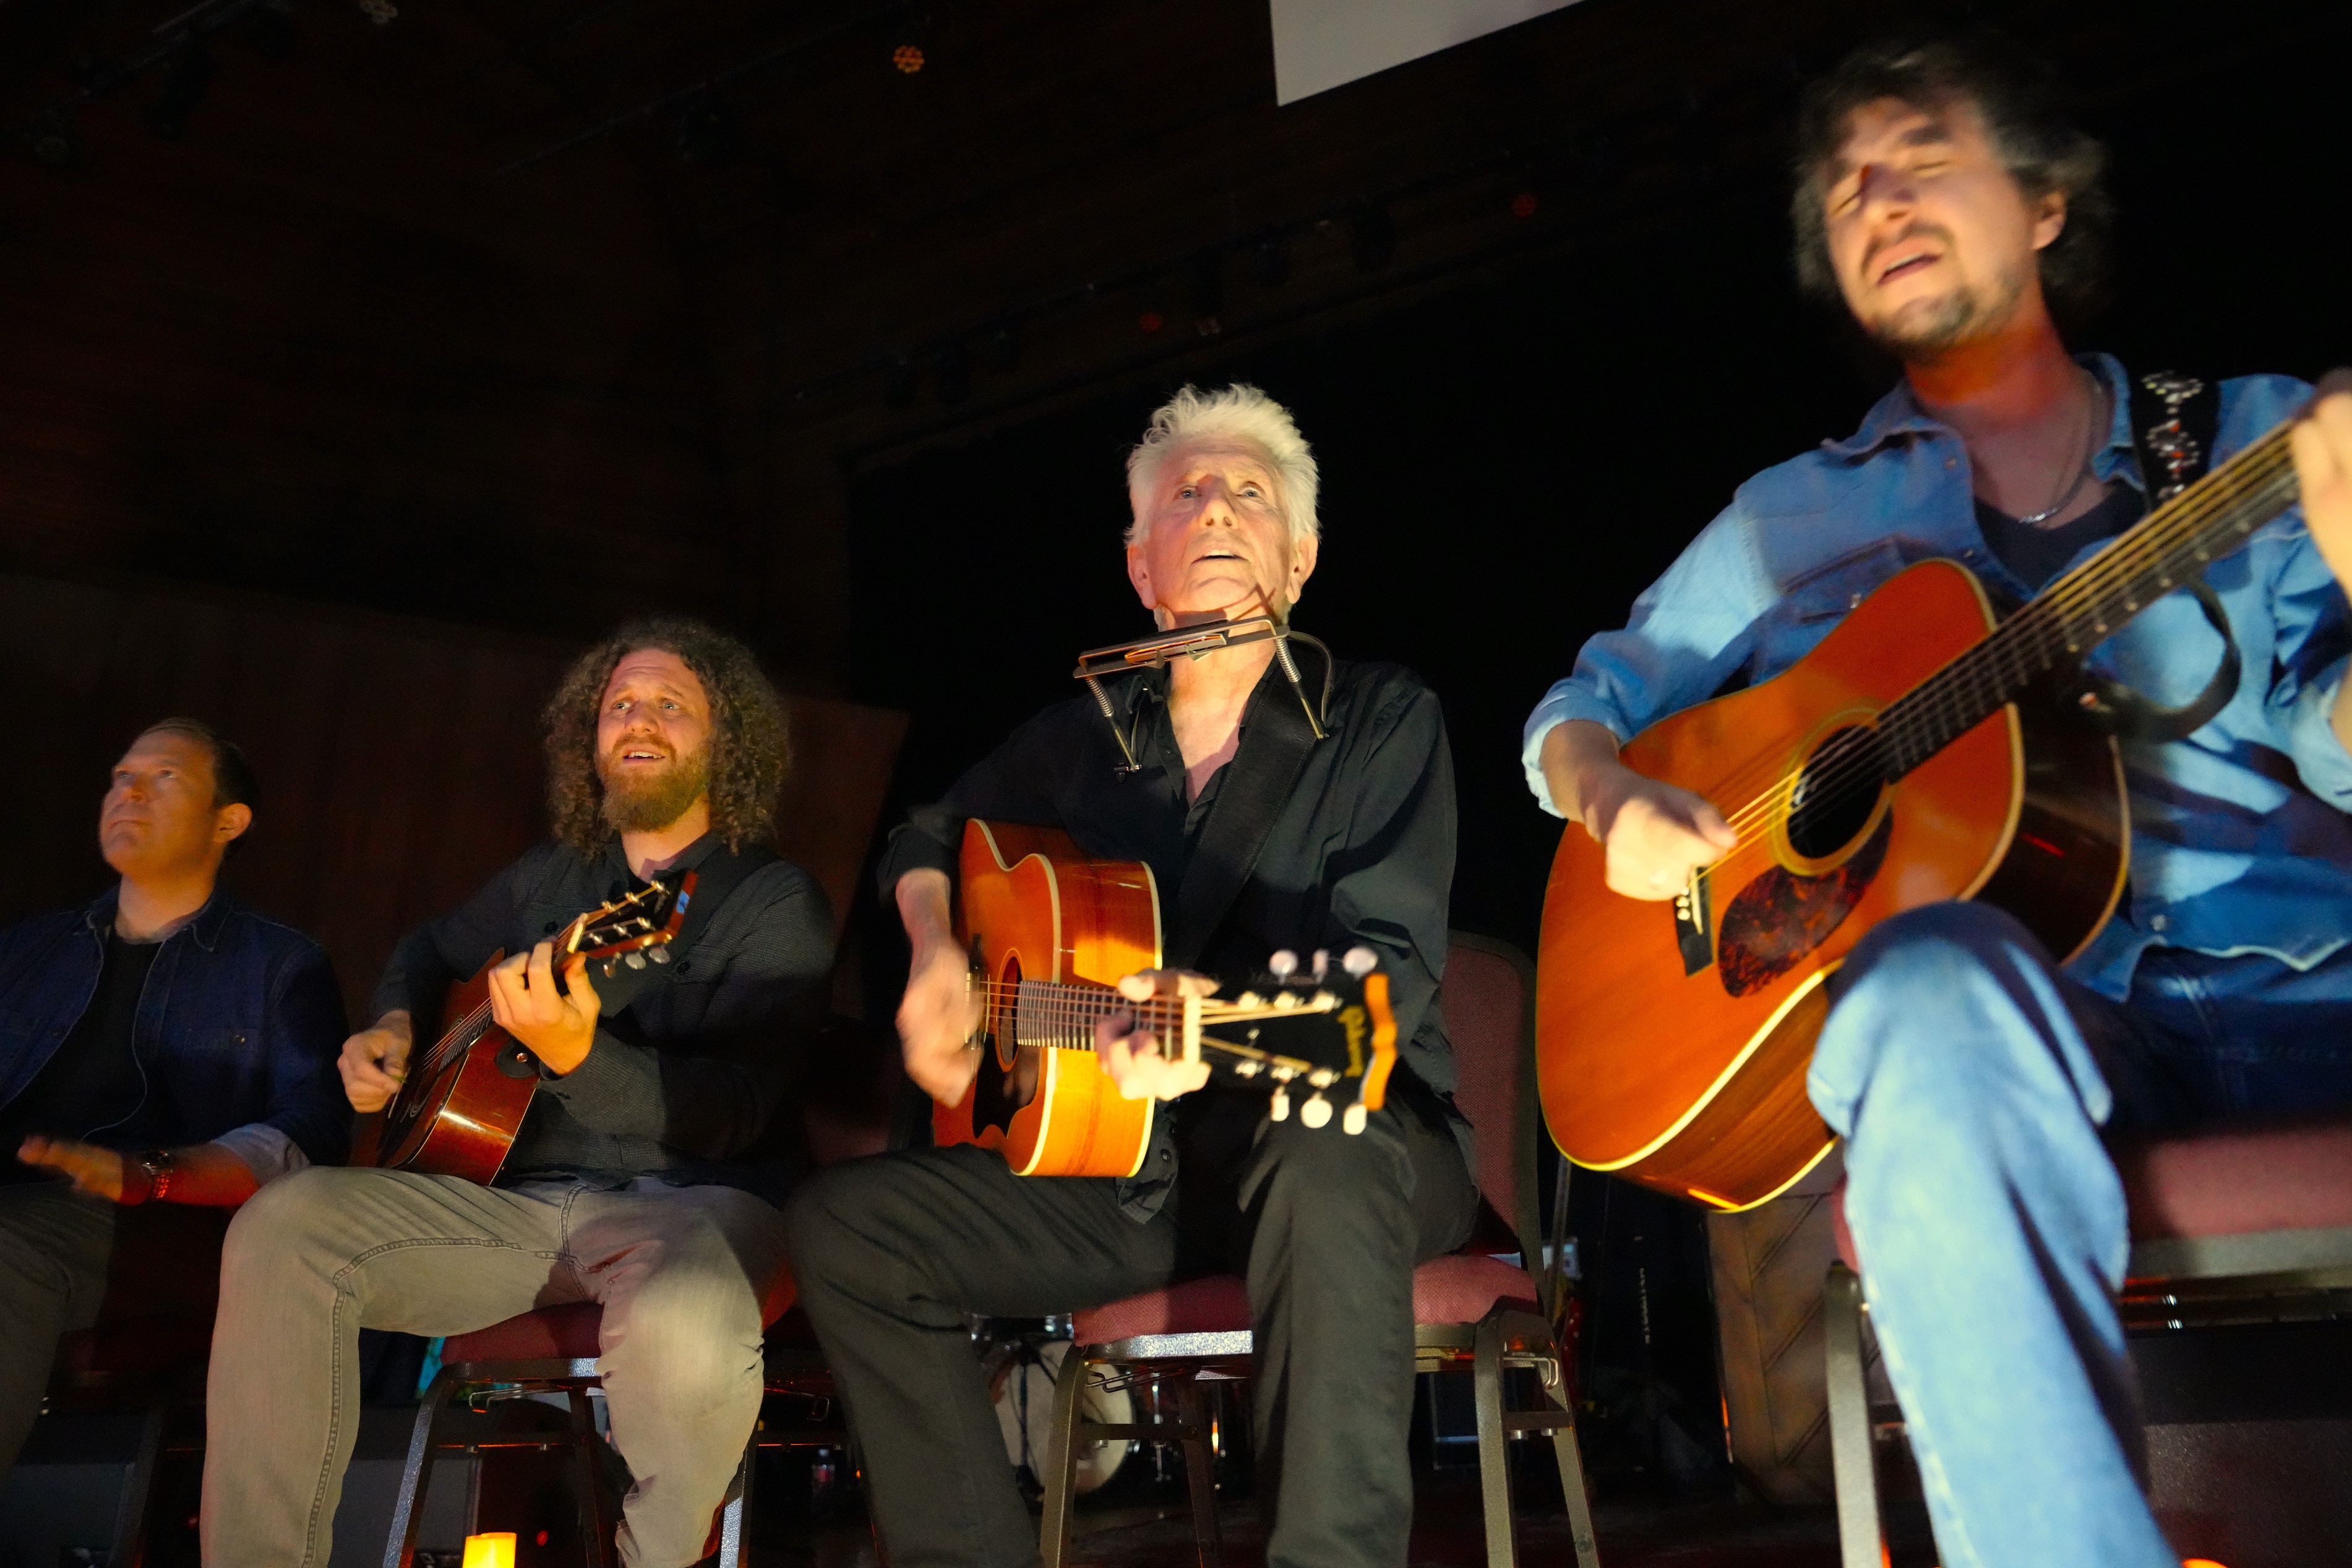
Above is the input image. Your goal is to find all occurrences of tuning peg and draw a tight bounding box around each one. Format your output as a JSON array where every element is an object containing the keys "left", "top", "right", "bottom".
[
  {"left": 648, "top": 948, "right": 671, "bottom": 964},
  {"left": 1342, "top": 1103, "right": 1368, "bottom": 1136},
  {"left": 1232, "top": 1060, "right": 1263, "bottom": 1077},
  {"left": 599, "top": 960, "right": 619, "bottom": 979},
  {"left": 1300, "top": 1092, "right": 1333, "bottom": 1129},
  {"left": 1312, "top": 949, "right": 1329, "bottom": 980},
  {"left": 1235, "top": 992, "right": 1263, "bottom": 1009},
  {"left": 1269, "top": 1085, "right": 1291, "bottom": 1122},
  {"left": 625, "top": 951, "right": 647, "bottom": 969},
  {"left": 1342, "top": 946, "right": 1377, "bottom": 978},
  {"left": 1269, "top": 950, "right": 1298, "bottom": 980}
]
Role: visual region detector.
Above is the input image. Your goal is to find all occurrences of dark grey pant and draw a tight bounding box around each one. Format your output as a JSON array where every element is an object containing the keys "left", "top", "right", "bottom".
[
  {"left": 0, "top": 1185, "right": 116, "bottom": 1472},
  {"left": 784, "top": 1088, "right": 1477, "bottom": 1568}
]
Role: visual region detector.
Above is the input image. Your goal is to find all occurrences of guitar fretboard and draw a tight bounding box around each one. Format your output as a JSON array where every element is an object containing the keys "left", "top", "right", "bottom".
[{"left": 1871, "top": 423, "right": 2298, "bottom": 778}]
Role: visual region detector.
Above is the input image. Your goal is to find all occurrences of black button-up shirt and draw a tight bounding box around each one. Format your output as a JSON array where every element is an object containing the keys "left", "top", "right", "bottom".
[
  {"left": 879, "top": 651, "right": 1465, "bottom": 1217},
  {"left": 374, "top": 834, "right": 833, "bottom": 1196}
]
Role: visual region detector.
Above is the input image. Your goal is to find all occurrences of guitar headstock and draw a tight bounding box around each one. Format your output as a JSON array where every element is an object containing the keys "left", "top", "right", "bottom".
[
  {"left": 558, "top": 871, "right": 697, "bottom": 977},
  {"left": 1193, "top": 946, "right": 1398, "bottom": 1135}
]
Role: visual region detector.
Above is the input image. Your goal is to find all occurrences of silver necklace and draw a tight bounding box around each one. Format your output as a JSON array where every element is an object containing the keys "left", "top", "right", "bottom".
[{"left": 2015, "top": 372, "right": 2101, "bottom": 527}]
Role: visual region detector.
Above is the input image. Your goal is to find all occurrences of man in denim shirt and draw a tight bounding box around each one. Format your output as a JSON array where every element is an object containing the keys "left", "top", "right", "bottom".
[
  {"left": 0, "top": 719, "right": 346, "bottom": 1473},
  {"left": 1524, "top": 35, "right": 2352, "bottom": 1568}
]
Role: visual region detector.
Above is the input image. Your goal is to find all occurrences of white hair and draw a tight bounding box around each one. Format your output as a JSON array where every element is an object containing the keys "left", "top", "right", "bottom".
[{"left": 1123, "top": 383, "right": 1320, "bottom": 546}]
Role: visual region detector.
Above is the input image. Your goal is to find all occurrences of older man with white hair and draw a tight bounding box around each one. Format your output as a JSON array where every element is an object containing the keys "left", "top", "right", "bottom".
[{"left": 788, "top": 383, "right": 1475, "bottom": 1568}]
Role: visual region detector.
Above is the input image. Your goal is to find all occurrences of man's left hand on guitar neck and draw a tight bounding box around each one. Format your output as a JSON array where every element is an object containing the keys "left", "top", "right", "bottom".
[
  {"left": 2290, "top": 371, "right": 2352, "bottom": 753},
  {"left": 1095, "top": 969, "right": 1216, "bottom": 1102},
  {"left": 487, "top": 940, "right": 604, "bottom": 1075}
]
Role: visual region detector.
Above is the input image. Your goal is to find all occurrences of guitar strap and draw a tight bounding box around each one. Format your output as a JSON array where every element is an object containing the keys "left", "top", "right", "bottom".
[
  {"left": 2073, "top": 369, "right": 2239, "bottom": 744},
  {"left": 1164, "top": 648, "right": 1331, "bottom": 970},
  {"left": 591, "top": 841, "right": 781, "bottom": 1026}
]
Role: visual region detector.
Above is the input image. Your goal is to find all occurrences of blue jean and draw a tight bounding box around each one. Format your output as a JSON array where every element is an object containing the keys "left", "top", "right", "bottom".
[{"left": 1808, "top": 901, "right": 2352, "bottom": 1568}]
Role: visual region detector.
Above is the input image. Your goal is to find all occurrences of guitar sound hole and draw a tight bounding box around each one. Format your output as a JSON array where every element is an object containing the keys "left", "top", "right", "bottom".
[{"left": 1786, "top": 725, "right": 1887, "bottom": 860}]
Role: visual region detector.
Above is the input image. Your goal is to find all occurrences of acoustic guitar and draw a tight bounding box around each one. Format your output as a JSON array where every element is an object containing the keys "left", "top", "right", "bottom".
[
  {"left": 354, "top": 878, "right": 692, "bottom": 1185},
  {"left": 935, "top": 820, "right": 1400, "bottom": 1177},
  {"left": 1537, "top": 411, "right": 2305, "bottom": 1212}
]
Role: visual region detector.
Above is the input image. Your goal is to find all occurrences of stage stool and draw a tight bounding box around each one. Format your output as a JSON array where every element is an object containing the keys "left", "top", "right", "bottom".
[
  {"left": 1034, "top": 933, "right": 1603, "bottom": 1568},
  {"left": 1823, "top": 1117, "right": 2352, "bottom": 1568},
  {"left": 385, "top": 1299, "right": 845, "bottom": 1568}
]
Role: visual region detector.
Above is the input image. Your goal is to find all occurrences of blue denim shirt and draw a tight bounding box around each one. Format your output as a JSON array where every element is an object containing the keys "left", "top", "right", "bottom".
[
  {"left": 1522, "top": 356, "right": 2352, "bottom": 1000},
  {"left": 0, "top": 886, "right": 351, "bottom": 1165}
]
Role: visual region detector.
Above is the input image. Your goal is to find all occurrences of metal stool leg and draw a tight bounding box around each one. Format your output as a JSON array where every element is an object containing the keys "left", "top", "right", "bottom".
[
  {"left": 566, "top": 1386, "right": 620, "bottom": 1568},
  {"left": 1472, "top": 1314, "right": 1519, "bottom": 1568},
  {"left": 713, "top": 1431, "right": 757, "bottom": 1568},
  {"left": 108, "top": 1386, "right": 170, "bottom": 1568},
  {"left": 385, "top": 1369, "right": 464, "bottom": 1568},
  {"left": 1174, "top": 1376, "right": 1224, "bottom": 1568},
  {"left": 1037, "top": 1345, "right": 1090, "bottom": 1568},
  {"left": 1826, "top": 1263, "right": 1884, "bottom": 1568}
]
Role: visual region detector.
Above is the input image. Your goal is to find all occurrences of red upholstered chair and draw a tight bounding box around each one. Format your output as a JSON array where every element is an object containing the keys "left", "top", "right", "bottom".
[
  {"left": 1034, "top": 933, "right": 1603, "bottom": 1568},
  {"left": 382, "top": 1021, "right": 896, "bottom": 1568},
  {"left": 1822, "top": 1118, "right": 2352, "bottom": 1568}
]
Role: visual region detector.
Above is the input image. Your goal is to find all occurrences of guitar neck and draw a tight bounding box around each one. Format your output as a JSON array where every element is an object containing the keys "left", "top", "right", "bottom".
[
  {"left": 1878, "top": 422, "right": 2298, "bottom": 773},
  {"left": 1002, "top": 979, "right": 1188, "bottom": 1050}
]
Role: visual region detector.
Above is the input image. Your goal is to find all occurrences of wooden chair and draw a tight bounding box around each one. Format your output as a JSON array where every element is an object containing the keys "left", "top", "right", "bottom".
[
  {"left": 1824, "top": 1118, "right": 2352, "bottom": 1567},
  {"left": 1033, "top": 932, "right": 1603, "bottom": 1568}
]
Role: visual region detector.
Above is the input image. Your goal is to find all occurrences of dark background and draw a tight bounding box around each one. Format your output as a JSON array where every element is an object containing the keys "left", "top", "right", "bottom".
[{"left": 6, "top": 0, "right": 2348, "bottom": 1499}]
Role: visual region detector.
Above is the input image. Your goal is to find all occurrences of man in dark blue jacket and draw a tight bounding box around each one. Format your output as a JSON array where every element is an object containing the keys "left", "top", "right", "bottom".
[{"left": 0, "top": 718, "right": 347, "bottom": 1472}]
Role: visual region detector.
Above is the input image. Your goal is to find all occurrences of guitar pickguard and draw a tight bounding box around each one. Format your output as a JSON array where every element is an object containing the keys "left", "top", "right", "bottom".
[{"left": 1715, "top": 810, "right": 1894, "bottom": 997}]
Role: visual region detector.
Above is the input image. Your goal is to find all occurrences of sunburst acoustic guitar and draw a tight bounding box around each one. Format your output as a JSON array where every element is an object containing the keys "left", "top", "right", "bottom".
[
  {"left": 935, "top": 820, "right": 1401, "bottom": 1176},
  {"left": 1536, "top": 407, "right": 2305, "bottom": 1212}
]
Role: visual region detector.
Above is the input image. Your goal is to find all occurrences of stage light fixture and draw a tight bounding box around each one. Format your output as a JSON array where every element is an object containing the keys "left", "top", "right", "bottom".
[
  {"left": 1511, "top": 191, "right": 1538, "bottom": 218},
  {"left": 893, "top": 45, "right": 925, "bottom": 74},
  {"left": 1136, "top": 311, "right": 1165, "bottom": 335}
]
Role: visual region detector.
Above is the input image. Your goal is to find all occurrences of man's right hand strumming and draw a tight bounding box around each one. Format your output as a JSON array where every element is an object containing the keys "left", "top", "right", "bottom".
[
  {"left": 895, "top": 870, "right": 983, "bottom": 1104},
  {"left": 1541, "top": 719, "right": 1736, "bottom": 901},
  {"left": 338, "top": 1011, "right": 414, "bottom": 1113}
]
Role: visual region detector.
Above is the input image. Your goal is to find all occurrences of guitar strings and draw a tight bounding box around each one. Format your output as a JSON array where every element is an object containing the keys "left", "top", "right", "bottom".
[
  {"left": 1697, "top": 433, "right": 2292, "bottom": 860},
  {"left": 1686, "top": 426, "right": 2296, "bottom": 866}
]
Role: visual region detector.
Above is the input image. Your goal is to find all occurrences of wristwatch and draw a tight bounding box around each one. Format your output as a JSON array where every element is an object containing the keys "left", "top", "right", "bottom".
[{"left": 126, "top": 1149, "right": 176, "bottom": 1206}]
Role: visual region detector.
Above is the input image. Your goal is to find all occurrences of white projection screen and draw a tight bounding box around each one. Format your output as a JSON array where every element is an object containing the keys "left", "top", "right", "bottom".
[{"left": 1270, "top": 0, "right": 1582, "bottom": 105}]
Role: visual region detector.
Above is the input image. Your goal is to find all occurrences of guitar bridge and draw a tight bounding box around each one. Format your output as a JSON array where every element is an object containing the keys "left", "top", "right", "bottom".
[{"left": 1673, "top": 870, "right": 1714, "bottom": 976}]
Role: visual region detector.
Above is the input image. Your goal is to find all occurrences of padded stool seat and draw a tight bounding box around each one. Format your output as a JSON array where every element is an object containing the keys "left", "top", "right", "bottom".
[
  {"left": 1829, "top": 1118, "right": 2352, "bottom": 1273},
  {"left": 444, "top": 1301, "right": 604, "bottom": 1363},
  {"left": 1071, "top": 1254, "right": 1542, "bottom": 1348}
]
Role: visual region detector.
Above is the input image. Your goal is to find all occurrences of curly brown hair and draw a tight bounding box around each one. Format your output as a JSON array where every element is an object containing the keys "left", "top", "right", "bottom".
[{"left": 543, "top": 617, "right": 790, "bottom": 857}]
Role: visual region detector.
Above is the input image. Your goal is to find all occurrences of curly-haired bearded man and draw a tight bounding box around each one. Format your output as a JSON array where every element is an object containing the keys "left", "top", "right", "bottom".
[{"left": 202, "top": 619, "right": 834, "bottom": 1568}]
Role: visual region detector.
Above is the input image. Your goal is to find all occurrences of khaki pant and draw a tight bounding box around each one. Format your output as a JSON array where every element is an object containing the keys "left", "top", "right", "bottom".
[{"left": 200, "top": 1168, "right": 791, "bottom": 1568}]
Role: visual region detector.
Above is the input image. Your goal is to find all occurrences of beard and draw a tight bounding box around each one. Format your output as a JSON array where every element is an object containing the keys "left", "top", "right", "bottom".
[
  {"left": 1855, "top": 236, "right": 2029, "bottom": 362},
  {"left": 598, "top": 743, "right": 711, "bottom": 835}
]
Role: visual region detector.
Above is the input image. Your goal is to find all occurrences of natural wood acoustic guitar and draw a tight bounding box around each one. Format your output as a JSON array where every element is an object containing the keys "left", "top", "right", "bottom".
[
  {"left": 935, "top": 820, "right": 1401, "bottom": 1176},
  {"left": 1537, "top": 413, "right": 2305, "bottom": 1212},
  {"left": 353, "top": 878, "right": 692, "bottom": 1185}
]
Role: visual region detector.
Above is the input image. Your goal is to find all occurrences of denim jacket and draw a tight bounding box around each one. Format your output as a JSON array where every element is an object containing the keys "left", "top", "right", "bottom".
[
  {"left": 1522, "top": 356, "right": 2352, "bottom": 1000},
  {"left": 0, "top": 886, "right": 351, "bottom": 1170}
]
